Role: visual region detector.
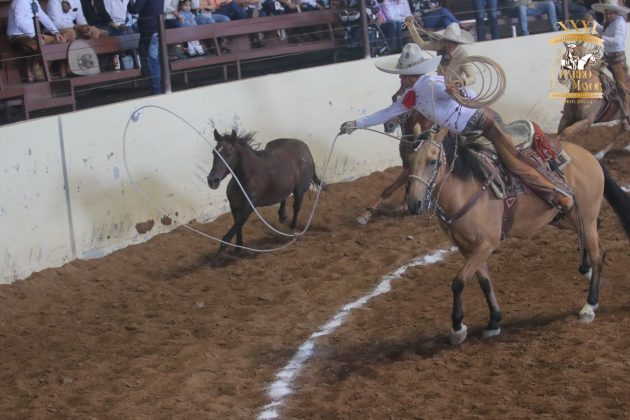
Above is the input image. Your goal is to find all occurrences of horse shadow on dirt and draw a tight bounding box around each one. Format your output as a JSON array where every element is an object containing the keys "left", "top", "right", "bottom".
[{"left": 318, "top": 304, "right": 630, "bottom": 380}]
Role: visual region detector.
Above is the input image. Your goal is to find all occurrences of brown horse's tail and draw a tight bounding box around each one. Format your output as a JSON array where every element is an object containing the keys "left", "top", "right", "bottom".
[
  {"left": 601, "top": 162, "right": 630, "bottom": 240},
  {"left": 312, "top": 173, "right": 323, "bottom": 189}
]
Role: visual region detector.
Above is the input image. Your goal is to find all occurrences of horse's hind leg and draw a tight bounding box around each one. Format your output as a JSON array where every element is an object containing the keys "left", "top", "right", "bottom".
[
  {"left": 278, "top": 200, "right": 288, "bottom": 224},
  {"left": 476, "top": 263, "right": 502, "bottom": 338}
]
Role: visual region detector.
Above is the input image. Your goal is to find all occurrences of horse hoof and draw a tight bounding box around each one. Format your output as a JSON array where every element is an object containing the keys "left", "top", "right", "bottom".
[
  {"left": 582, "top": 267, "right": 592, "bottom": 281},
  {"left": 356, "top": 211, "right": 372, "bottom": 225},
  {"left": 579, "top": 303, "right": 598, "bottom": 322},
  {"left": 483, "top": 328, "right": 501, "bottom": 338},
  {"left": 449, "top": 323, "right": 468, "bottom": 345}
]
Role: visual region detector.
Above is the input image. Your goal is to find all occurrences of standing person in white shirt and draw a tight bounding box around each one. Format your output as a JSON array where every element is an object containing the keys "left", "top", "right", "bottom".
[
  {"left": 101, "top": 0, "right": 134, "bottom": 34},
  {"left": 588, "top": 0, "right": 630, "bottom": 130},
  {"left": 378, "top": 0, "right": 412, "bottom": 53},
  {"left": 338, "top": 43, "right": 575, "bottom": 213},
  {"left": 47, "top": 0, "right": 108, "bottom": 38},
  {"left": 7, "top": 0, "right": 70, "bottom": 81}
]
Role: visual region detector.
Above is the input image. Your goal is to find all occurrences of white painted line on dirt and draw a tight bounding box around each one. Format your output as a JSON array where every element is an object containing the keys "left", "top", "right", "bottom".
[{"left": 257, "top": 247, "right": 456, "bottom": 420}]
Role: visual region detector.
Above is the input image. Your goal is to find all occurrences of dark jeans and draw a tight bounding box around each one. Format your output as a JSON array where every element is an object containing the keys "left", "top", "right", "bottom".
[
  {"left": 473, "top": 0, "right": 499, "bottom": 40},
  {"left": 422, "top": 7, "right": 459, "bottom": 30},
  {"left": 215, "top": 1, "right": 248, "bottom": 19},
  {"left": 380, "top": 21, "right": 403, "bottom": 53}
]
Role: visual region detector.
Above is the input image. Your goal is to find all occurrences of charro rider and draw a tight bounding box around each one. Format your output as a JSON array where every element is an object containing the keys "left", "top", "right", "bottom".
[
  {"left": 339, "top": 43, "right": 574, "bottom": 213},
  {"left": 404, "top": 18, "right": 477, "bottom": 86},
  {"left": 587, "top": 0, "right": 630, "bottom": 130}
]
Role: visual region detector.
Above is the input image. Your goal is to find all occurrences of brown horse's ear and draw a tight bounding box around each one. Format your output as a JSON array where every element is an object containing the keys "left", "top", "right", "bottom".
[
  {"left": 230, "top": 129, "right": 237, "bottom": 142},
  {"left": 213, "top": 129, "right": 222, "bottom": 142}
]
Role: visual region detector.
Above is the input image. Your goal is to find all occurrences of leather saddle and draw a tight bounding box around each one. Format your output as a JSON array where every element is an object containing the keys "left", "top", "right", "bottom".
[{"left": 459, "top": 120, "right": 572, "bottom": 200}]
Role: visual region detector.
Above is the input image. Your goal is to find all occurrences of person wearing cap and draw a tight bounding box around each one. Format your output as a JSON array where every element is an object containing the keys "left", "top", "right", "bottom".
[
  {"left": 404, "top": 19, "right": 476, "bottom": 86},
  {"left": 587, "top": 0, "right": 630, "bottom": 130},
  {"left": 338, "top": 43, "right": 575, "bottom": 213}
]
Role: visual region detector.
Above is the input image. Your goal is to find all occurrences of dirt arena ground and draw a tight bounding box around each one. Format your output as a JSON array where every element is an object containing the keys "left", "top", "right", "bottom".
[{"left": 1, "top": 126, "right": 630, "bottom": 419}]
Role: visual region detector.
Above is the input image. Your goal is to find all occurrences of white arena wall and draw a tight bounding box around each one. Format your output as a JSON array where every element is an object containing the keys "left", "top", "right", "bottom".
[{"left": 0, "top": 30, "right": 611, "bottom": 283}]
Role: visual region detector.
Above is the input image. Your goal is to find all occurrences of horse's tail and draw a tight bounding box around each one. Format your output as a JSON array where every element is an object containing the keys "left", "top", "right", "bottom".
[
  {"left": 312, "top": 173, "right": 323, "bottom": 189},
  {"left": 600, "top": 162, "right": 630, "bottom": 240}
]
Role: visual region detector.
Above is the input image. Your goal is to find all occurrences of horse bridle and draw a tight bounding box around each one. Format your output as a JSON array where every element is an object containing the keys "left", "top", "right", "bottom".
[{"left": 408, "top": 138, "right": 445, "bottom": 206}]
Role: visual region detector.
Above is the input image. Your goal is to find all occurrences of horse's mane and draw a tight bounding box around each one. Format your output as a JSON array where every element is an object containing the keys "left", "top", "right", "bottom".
[
  {"left": 229, "top": 131, "right": 266, "bottom": 155},
  {"left": 443, "top": 134, "right": 488, "bottom": 184}
]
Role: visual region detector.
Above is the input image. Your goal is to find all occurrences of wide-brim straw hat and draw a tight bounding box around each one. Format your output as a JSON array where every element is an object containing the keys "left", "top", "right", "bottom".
[
  {"left": 591, "top": 0, "right": 630, "bottom": 15},
  {"left": 375, "top": 43, "right": 441, "bottom": 75},
  {"left": 433, "top": 23, "right": 474, "bottom": 44}
]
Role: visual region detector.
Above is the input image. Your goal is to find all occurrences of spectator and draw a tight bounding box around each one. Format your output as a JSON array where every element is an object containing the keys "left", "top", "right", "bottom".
[
  {"left": 192, "top": 0, "right": 231, "bottom": 23},
  {"left": 47, "top": 0, "right": 108, "bottom": 39},
  {"left": 298, "top": 0, "right": 324, "bottom": 11},
  {"left": 7, "top": 0, "right": 71, "bottom": 81},
  {"left": 472, "top": 0, "right": 499, "bottom": 40},
  {"left": 418, "top": 0, "right": 459, "bottom": 30},
  {"left": 514, "top": 0, "right": 559, "bottom": 36},
  {"left": 178, "top": 0, "right": 206, "bottom": 55},
  {"left": 554, "top": 0, "right": 588, "bottom": 21},
  {"left": 214, "top": 0, "right": 249, "bottom": 19},
  {"left": 588, "top": 0, "right": 630, "bottom": 129},
  {"left": 378, "top": 0, "right": 412, "bottom": 53},
  {"left": 128, "top": 0, "right": 164, "bottom": 94}
]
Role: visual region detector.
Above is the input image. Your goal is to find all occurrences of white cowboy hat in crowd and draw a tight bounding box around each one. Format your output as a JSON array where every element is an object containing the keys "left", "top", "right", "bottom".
[
  {"left": 433, "top": 22, "right": 474, "bottom": 44},
  {"left": 375, "top": 43, "right": 441, "bottom": 75},
  {"left": 591, "top": 0, "right": 630, "bottom": 15}
]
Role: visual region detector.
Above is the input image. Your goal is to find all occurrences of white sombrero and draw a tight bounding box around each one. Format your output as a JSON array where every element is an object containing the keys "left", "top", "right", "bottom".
[
  {"left": 375, "top": 43, "right": 441, "bottom": 75},
  {"left": 433, "top": 23, "right": 474, "bottom": 44},
  {"left": 591, "top": 0, "right": 630, "bottom": 15}
]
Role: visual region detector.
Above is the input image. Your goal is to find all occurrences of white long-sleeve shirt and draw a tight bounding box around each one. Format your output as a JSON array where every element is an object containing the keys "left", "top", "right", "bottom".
[
  {"left": 47, "top": 0, "right": 88, "bottom": 29},
  {"left": 594, "top": 15, "right": 626, "bottom": 53},
  {"left": 7, "top": 0, "right": 59, "bottom": 36},
  {"left": 356, "top": 74, "right": 478, "bottom": 132},
  {"left": 103, "top": 0, "right": 129, "bottom": 24},
  {"left": 379, "top": 0, "right": 412, "bottom": 23}
]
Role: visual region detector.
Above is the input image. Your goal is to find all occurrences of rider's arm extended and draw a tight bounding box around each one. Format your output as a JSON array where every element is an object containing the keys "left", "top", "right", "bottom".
[{"left": 355, "top": 99, "right": 408, "bottom": 129}]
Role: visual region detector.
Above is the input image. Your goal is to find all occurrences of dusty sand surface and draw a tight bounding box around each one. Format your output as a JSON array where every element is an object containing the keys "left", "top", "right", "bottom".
[{"left": 1, "top": 125, "right": 630, "bottom": 419}]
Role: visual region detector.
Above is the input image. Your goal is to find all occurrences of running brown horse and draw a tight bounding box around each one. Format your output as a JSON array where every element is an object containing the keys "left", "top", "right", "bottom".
[
  {"left": 557, "top": 42, "right": 623, "bottom": 133},
  {"left": 406, "top": 126, "right": 630, "bottom": 345},
  {"left": 207, "top": 129, "right": 320, "bottom": 258}
]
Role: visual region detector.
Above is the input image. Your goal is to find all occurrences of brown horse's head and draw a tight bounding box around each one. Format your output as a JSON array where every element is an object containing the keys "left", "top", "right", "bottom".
[
  {"left": 208, "top": 129, "right": 239, "bottom": 190},
  {"left": 406, "top": 128, "right": 448, "bottom": 215}
]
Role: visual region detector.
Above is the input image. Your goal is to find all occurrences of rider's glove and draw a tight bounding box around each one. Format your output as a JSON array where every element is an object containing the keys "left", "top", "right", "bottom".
[{"left": 339, "top": 120, "right": 357, "bottom": 135}]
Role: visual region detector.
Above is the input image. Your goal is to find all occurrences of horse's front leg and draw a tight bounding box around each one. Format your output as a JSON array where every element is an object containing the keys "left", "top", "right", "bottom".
[
  {"left": 356, "top": 168, "right": 409, "bottom": 225},
  {"left": 579, "top": 225, "right": 606, "bottom": 322},
  {"left": 234, "top": 207, "right": 253, "bottom": 255},
  {"left": 450, "top": 243, "right": 496, "bottom": 345},
  {"left": 476, "top": 264, "right": 502, "bottom": 338}
]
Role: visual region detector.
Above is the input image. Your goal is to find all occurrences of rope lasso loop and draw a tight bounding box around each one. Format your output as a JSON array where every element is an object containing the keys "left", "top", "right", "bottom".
[{"left": 444, "top": 56, "right": 507, "bottom": 108}]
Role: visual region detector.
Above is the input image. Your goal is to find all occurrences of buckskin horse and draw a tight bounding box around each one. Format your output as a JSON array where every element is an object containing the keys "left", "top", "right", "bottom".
[
  {"left": 207, "top": 129, "right": 320, "bottom": 259},
  {"left": 557, "top": 42, "right": 623, "bottom": 133},
  {"left": 405, "top": 122, "right": 630, "bottom": 345}
]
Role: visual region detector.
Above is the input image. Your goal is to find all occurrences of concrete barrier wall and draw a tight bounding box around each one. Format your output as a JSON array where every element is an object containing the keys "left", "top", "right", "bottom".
[{"left": 0, "top": 30, "right": 613, "bottom": 282}]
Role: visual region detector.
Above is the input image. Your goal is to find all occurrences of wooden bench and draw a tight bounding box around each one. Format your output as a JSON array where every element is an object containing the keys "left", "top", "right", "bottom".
[
  {"left": 158, "top": 9, "right": 345, "bottom": 84},
  {"left": 35, "top": 21, "right": 142, "bottom": 110}
]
